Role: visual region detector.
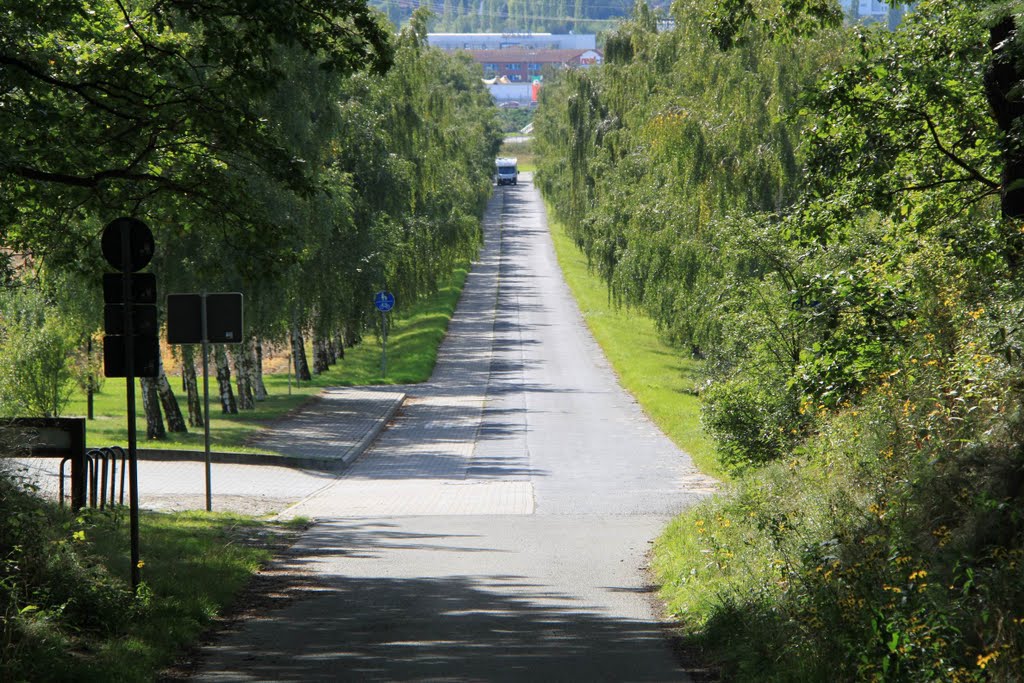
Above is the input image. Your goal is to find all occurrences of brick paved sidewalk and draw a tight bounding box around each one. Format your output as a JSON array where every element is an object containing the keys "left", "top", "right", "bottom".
[
  {"left": 245, "top": 386, "right": 406, "bottom": 467},
  {"left": 119, "top": 387, "right": 406, "bottom": 470}
]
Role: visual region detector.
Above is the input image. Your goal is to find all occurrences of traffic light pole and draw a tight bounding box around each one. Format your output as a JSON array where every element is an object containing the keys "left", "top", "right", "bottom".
[
  {"left": 119, "top": 222, "right": 141, "bottom": 592},
  {"left": 101, "top": 217, "right": 157, "bottom": 593}
]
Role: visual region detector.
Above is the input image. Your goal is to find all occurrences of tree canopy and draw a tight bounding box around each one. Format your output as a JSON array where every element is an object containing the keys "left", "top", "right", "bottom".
[{"left": 1, "top": 2, "right": 500, "bottom": 423}]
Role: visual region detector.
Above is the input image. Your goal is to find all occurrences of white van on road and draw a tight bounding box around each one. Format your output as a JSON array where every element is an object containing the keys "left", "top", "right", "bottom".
[{"left": 495, "top": 157, "right": 518, "bottom": 186}]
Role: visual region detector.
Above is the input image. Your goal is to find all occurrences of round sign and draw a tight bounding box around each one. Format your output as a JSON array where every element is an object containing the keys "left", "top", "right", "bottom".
[
  {"left": 374, "top": 290, "right": 395, "bottom": 312},
  {"left": 101, "top": 217, "right": 154, "bottom": 272}
]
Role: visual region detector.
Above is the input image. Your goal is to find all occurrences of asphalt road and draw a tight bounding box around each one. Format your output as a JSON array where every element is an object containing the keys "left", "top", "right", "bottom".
[{"left": 193, "top": 175, "right": 716, "bottom": 682}]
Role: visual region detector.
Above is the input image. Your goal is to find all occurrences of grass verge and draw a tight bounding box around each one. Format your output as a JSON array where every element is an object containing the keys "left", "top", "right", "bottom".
[
  {"left": 546, "top": 213, "right": 721, "bottom": 479},
  {"left": 0, "top": 472, "right": 302, "bottom": 681},
  {"left": 651, "top": 388, "right": 1024, "bottom": 680},
  {"left": 68, "top": 261, "right": 469, "bottom": 453}
]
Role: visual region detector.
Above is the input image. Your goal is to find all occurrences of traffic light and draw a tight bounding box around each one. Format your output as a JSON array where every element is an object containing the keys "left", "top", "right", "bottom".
[{"left": 101, "top": 218, "right": 159, "bottom": 378}]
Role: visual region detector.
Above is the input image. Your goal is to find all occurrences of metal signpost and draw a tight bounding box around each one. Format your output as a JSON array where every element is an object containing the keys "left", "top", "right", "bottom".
[
  {"left": 101, "top": 217, "right": 158, "bottom": 591},
  {"left": 167, "top": 292, "right": 243, "bottom": 512},
  {"left": 374, "top": 290, "right": 395, "bottom": 376}
]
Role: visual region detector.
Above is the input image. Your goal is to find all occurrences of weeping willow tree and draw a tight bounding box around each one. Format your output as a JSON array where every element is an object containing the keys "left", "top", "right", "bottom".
[
  {"left": 240, "top": 8, "right": 501, "bottom": 387},
  {"left": 380, "top": 10, "right": 501, "bottom": 299},
  {"left": 538, "top": 2, "right": 1024, "bottom": 677},
  {"left": 535, "top": 0, "right": 846, "bottom": 354}
]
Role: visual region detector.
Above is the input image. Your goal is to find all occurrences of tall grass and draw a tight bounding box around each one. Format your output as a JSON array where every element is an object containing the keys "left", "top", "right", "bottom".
[{"left": 653, "top": 391, "right": 1024, "bottom": 680}]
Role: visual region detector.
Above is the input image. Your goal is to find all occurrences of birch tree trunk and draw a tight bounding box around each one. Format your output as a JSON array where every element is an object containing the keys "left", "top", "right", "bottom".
[
  {"left": 232, "top": 346, "right": 255, "bottom": 410},
  {"left": 253, "top": 338, "right": 268, "bottom": 401},
  {"left": 312, "top": 335, "right": 330, "bottom": 374},
  {"left": 139, "top": 377, "right": 166, "bottom": 440},
  {"left": 343, "top": 321, "right": 361, "bottom": 349},
  {"left": 182, "top": 345, "right": 204, "bottom": 428},
  {"left": 291, "top": 325, "right": 312, "bottom": 381},
  {"left": 326, "top": 332, "right": 338, "bottom": 365},
  {"left": 214, "top": 345, "right": 238, "bottom": 414},
  {"left": 157, "top": 358, "right": 187, "bottom": 433},
  {"left": 334, "top": 330, "right": 345, "bottom": 361},
  {"left": 323, "top": 335, "right": 335, "bottom": 367}
]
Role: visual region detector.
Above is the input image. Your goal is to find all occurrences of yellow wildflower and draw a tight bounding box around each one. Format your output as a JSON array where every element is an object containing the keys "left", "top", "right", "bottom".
[{"left": 977, "top": 650, "right": 999, "bottom": 669}]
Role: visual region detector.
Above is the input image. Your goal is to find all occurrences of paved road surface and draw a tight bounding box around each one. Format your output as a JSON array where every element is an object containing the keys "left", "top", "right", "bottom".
[{"left": 195, "top": 175, "right": 716, "bottom": 681}]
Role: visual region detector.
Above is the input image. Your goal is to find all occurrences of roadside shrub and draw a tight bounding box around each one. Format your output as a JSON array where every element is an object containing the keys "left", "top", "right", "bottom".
[
  {"left": 0, "top": 474, "right": 136, "bottom": 680},
  {"left": 700, "top": 375, "right": 802, "bottom": 469},
  {"left": 70, "top": 333, "right": 104, "bottom": 401},
  {"left": 657, "top": 374, "right": 1024, "bottom": 681},
  {"left": 496, "top": 107, "right": 533, "bottom": 134},
  {"left": 0, "top": 289, "right": 77, "bottom": 418}
]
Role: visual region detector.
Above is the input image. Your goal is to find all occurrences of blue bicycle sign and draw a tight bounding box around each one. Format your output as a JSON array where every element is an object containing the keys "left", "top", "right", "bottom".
[{"left": 374, "top": 290, "right": 395, "bottom": 312}]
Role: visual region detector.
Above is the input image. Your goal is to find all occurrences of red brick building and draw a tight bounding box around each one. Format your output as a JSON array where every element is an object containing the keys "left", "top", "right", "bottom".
[{"left": 465, "top": 48, "right": 603, "bottom": 82}]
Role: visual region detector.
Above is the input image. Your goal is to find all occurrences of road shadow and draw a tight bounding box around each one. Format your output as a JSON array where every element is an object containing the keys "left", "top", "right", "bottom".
[{"left": 184, "top": 520, "right": 691, "bottom": 682}]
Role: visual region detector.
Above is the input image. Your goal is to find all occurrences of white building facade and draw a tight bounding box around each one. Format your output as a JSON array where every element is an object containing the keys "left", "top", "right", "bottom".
[{"left": 855, "top": 0, "right": 889, "bottom": 17}]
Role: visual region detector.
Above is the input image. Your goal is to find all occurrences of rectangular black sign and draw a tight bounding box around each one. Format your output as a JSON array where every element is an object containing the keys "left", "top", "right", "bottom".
[
  {"left": 103, "top": 272, "right": 157, "bottom": 304},
  {"left": 206, "top": 293, "right": 244, "bottom": 344},
  {"left": 166, "top": 292, "right": 243, "bottom": 344},
  {"left": 103, "top": 304, "right": 158, "bottom": 336},
  {"left": 103, "top": 335, "right": 160, "bottom": 378},
  {"left": 166, "top": 293, "right": 203, "bottom": 344}
]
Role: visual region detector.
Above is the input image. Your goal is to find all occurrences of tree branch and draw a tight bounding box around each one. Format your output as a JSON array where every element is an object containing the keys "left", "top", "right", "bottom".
[
  {"left": 890, "top": 175, "right": 978, "bottom": 193},
  {"left": 919, "top": 111, "right": 1000, "bottom": 190},
  {"left": 11, "top": 165, "right": 169, "bottom": 189},
  {"left": 0, "top": 54, "right": 138, "bottom": 121}
]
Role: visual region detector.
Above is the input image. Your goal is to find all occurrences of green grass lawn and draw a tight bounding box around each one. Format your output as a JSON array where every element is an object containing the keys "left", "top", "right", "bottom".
[
  {"left": 546, "top": 215, "right": 722, "bottom": 479},
  {"left": 70, "top": 262, "right": 469, "bottom": 454}
]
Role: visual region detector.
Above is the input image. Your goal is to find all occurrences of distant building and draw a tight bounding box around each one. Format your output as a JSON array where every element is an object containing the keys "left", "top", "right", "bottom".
[
  {"left": 471, "top": 47, "right": 603, "bottom": 106},
  {"left": 469, "top": 48, "right": 603, "bottom": 82},
  {"left": 427, "top": 32, "right": 596, "bottom": 51},
  {"left": 850, "top": 0, "right": 890, "bottom": 17},
  {"left": 427, "top": 33, "right": 603, "bottom": 107},
  {"left": 489, "top": 83, "right": 535, "bottom": 108},
  {"left": 840, "top": 0, "right": 913, "bottom": 29}
]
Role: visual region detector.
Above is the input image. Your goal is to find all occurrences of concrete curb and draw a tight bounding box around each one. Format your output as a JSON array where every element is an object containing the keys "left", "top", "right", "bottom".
[
  {"left": 344, "top": 391, "right": 405, "bottom": 465},
  {"left": 134, "top": 448, "right": 343, "bottom": 471},
  {"left": 136, "top": 392, "right": 406, "bottom": 472}
]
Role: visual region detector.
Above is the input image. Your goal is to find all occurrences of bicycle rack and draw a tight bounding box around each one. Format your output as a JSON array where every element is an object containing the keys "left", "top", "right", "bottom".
[
  {"left": 59, "top": 450, "right": 92, "bottom": 509},
  {"left": 87, "top": 448, "right": 108, "bottom": 509},
  {"left": 60, "top": 446, "right": 128, "bottom": 510},
  {"left": 109, "top": 445, "right": 126, "bottom": 506}
]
